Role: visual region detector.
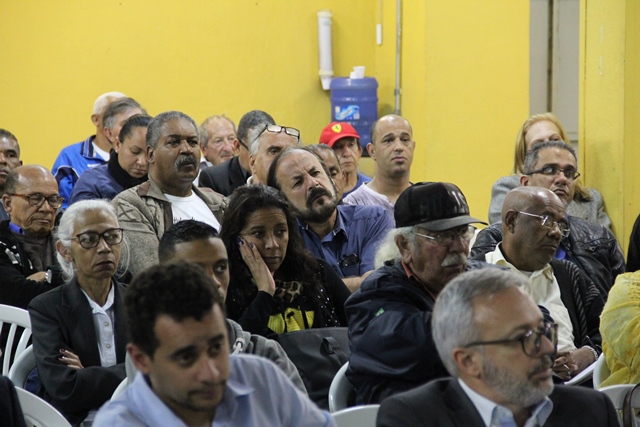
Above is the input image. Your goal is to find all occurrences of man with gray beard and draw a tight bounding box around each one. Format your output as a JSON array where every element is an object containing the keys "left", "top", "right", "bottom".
[
  {"left": 377, "top": 268, "right": 618, "bottom": 427},
  {"left": 344, "top": 182, "right": 490, "bottom": 405},
  {"left": 112, "top": 111, "right": 226, "bottom": 275}
]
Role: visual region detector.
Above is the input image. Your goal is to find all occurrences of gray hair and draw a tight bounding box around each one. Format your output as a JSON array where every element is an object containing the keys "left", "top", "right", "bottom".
[
  {"left": 432, "top": 268, "right": 526, "bottom": 376},
  {"left": 199, "top": 115, "right": 237, "bottom": 147},
  {"left": 237, "top": 110, "right": 275, "bottom": 146},
  {"left": 523, "top": 140, "right": 577, "bottom": 175},
  {"left": 146, "top": 111, "right": 198, "bottom": 148},
  {"left": 103, "top": 97, "right": 145, "bottom": 130},
  {"left": 56, "top": 199, "right": 130, "bottom": 282},
  {"left": 92, "top": 91, "right": 126, "bottom": 115},
  {"left": 247, "top": 123, "right": 269, "bottom": 156}
]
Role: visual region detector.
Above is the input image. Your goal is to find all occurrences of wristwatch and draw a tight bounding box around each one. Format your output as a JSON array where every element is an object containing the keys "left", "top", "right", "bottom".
[{"left": 45, "top": 269, "right": 52, "bottom": 284}]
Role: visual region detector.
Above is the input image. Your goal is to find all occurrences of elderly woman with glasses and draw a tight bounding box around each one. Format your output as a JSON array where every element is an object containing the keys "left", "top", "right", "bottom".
[{"left": 28, "top": 199, "right": 128, "bottom": 426}]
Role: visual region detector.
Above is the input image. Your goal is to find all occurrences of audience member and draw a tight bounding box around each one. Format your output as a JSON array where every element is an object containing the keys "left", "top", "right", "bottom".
[
  {"left": 472, "top": 140, "right": 625, "bottom": 295},
  {"left": 488, "top": 112, "right": 611, "bottom": 228},
  {"left": 198, "top": 115, "right": 237, "bottom": 168},
  {"left": 29, "top": 200, "right": 127, "bottom": 425},
  {"left": 101, "top": 97, "right": 146, "bottom": 146},
  {"left": 599, "top": 271, "right": 640, "bottom": 387},
  {"left": 626, "top": 214, "right": 640, "bottom": 272},
  {"left": 220, "top": 185, "right": 349, "bottom": 336},
  {"left": 318, "top": 122, "right": 370, "bottom": 198},
  {"left": 308, "top": 144, "right": 347, "bottom": 201},
  {"left": 0, "top": 166, "right": 65, "bottom": 309},
  {"left": 53, "top": 91, "right": 126, "bottom": 209},
  {"left": 343, "top": 114, "right": 415, "bottom": 218},
  {"left": 70, "top": 114, "right": 151, "bottom": 204},
  {"left": 94, "top": 262, "right": 334, "bottom": 427},
  {"left": 0, "top": 129, "right": 22, "bottom": 221},
  {"left": 268, "top": 147, "right": 393, "bottom": 292},
  {"left": 345, "top": 182, "right": 488, "bottom": 404},
  {"left": 112, "top": 111, "right": 226, "bottom": 275},
  {"left": 377, "top": 268, "right": 618, "bottom": 427},
  {"left": 0, "top": 376, "right": 26, "bottom": 427},
  {"left": 248, "top": 123, "right": 300, "bottom": 185},
  {"left": 199, "top": 110, "right": 275, "bottom": 196},
  {"left": 156, "top": 219, "right": 305, "bottom": 391},
  {"left": 474, "top": 187, "right": 603, "bottom": 381}
]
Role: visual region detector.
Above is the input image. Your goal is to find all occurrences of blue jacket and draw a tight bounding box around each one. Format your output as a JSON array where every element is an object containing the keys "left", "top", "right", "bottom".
[
  {"left": 69, "top": 163, "right": 124, "bottom": 204},
  {"left": 52, "top": 135, "right": 107, "bottom": 209}
]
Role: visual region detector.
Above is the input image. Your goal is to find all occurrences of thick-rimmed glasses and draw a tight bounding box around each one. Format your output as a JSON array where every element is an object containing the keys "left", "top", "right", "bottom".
[
  {"left": 414, "top": 225, "right": 476, "bottom": 246},
  {"left": 72, "top": 228, "right": 124, "bottom": 249},
  {"left": 516, "top": 211, "right": 570, "bottom": 238},
  {"left": 525, "top": 166, "right": 581, "bottom": 181},
  {"left": 9, "top": 193, "right": 64, "bottom": 209},
  {"left": 464, "top": 322, "right": 558, "bottom": 357},
  {"left": 256, "top": 124, "right": 300, "bottom": 142}
]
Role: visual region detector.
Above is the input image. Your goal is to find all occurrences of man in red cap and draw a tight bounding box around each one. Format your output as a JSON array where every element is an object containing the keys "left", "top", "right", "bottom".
[{"left": 319, "top": 122, "right": 370, "bottom": 198}]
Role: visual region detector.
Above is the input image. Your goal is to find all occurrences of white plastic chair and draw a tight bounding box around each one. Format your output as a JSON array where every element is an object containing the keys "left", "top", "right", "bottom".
[
  {"left": 593, "top": 353, "right": 611, "bottom": 390},
  {"left": 329, "top": 362, "right": 354, "bottom": 412},
  {"left": 8, "top": 345, "right": 35, "bottom": 388},
  {"left": 332, "top": 404, "right": 380, "bottom": 427},
  {"left": 111, "top": 377, "right": 128, "bottom": 400},
  {"left": 0, "top": 304, "right": 32, "bottom": 375},
  {"left": 599, "top": 384, "right": 640, "bottom": 426},
  {"left": 15, "top": 387, "right": 71, "bottom": 427}
]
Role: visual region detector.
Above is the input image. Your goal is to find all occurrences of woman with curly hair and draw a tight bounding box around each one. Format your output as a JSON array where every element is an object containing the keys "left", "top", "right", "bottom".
[{"left": 220, "top": 185, "right": 350, "bottom": 337}]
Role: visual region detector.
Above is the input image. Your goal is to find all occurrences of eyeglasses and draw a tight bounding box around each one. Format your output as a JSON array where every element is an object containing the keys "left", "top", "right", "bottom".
[
  {"left": 72, "top": 228, "right": 124, "bottom": 249},
  {"left": 525, "top": 166, "right": 581, "bottom": 181},
  {"left": 516, "top": 211, "right": 570, "bottom": 238},
  {"left": 464, "top": 322, "right": 558, "bottom": 358},
  {"left": 414, "top": 225, "right": 476, "bottom": 246},
  {"left": 256, "top": 124, "right": 300, "bottom": 142},
  {"left": 9, "top": 193, "right": 64, "bottom": 209}
]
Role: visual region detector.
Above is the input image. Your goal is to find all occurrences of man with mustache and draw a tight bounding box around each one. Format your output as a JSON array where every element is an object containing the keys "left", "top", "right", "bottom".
[
  {"left": 0, "top": 129, "right": 23, "bottom": 221},
  {"left": 377, "top": 269, "right": 618, "bottom": 427},
  {"left": 472, "top": 140, "right": 624, "bottom": 296},
  {"left": 267, "top": 147, "right": 394, "bottom": 292},
  {"left": 474, "top": 186, "right": 604, "bottom": 382},
  {"left": 343, "top": 114, "right": 415, "bottom": 219},
  {"left": 94, "top": 262, "right": 334, "bottom": 427},
  {"left": 343, "top": 182, "right": 489, "bottom": 404},
  {"left": 113, "top": 111, "right": 226, "bottom": 275}
]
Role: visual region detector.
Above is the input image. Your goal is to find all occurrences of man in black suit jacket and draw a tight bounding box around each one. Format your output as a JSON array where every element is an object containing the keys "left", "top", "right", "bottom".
[
  {"left": 377, "top": 268, "right": 618, "bottom": 427},
  {"left": 199, "top": 110, "right": 275, "bottom": 196}
]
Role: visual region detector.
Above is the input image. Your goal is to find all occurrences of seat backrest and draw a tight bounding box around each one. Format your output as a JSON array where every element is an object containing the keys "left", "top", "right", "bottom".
[
  {"left": 329, "top": 362, "right": 354, "bottom": 412},
  {"left": 593, "top": 353, "right": 611, "bottom": 390},
  {"left": 0, "top": 304, "right": 32, "bottom": 375},
  {"left": 15, "top": 387, "right": 72, "bottom": 427},
  {"left": 8, "top": 345, "right": 36, "bottom": 388},
  {"left": 599, "top": 384, "right": 640, "bottom": 426},
  {"left": 332, "top": 404, "right": 380, "bottom": 427}
]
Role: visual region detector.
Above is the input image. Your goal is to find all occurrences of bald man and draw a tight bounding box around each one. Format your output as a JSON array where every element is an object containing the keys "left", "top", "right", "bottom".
[
  {"left": 343, "top": 114, "right": 415, "bottom": 219},
  {"left": 472, "top": 186, "right": 604, "bottom": 383}
]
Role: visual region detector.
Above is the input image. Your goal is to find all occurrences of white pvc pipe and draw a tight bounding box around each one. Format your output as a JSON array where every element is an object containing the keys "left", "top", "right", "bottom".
[{"left": 317, "top": 10, "right": 333, "bottom": 90}]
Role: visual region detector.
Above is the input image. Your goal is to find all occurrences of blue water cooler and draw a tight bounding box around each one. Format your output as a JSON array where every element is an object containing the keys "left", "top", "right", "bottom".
[{"left": 330, "top": 77, "right": 378, "bottom": 148}]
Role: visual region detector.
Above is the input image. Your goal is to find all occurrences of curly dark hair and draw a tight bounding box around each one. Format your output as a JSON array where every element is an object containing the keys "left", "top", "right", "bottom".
[
  {"left": 124, "top": 261, "right": 225, "bottom": 358},
  {"left": 220, "top": 185, "right": 323, "bottom": 318}
]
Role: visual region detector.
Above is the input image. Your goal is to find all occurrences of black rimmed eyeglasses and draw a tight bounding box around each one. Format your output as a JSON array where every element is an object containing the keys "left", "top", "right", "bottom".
[
  {"left": 72, "top": 228, "right": 124, "bottom": 249},
  {"left": 414, "top": 225, "right": 476, "bottom": 246},
  {"left": 464, "top": 322, "right": 557, "bottom": 357},
  {"left": 256, "top": 124, "right": 300, "bottom": 142},
  {"left": 525, "top": 166, "right": 581, "bottom": 181},
  {"left": 9, "top": 193, "right": 64, "bottom": 209},
  {"left": 516, "top": 211, "right": 570, "bottom": 237}
]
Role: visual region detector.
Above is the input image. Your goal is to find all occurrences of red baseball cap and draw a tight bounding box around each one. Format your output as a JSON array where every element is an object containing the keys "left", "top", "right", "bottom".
[{"left": 319, "top": 122, "right": 360, "bottom": 147}]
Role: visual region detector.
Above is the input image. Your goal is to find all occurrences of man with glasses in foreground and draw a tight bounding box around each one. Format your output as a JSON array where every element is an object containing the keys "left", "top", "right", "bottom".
[
  {"left": 0, "top": 165, "right": 66, "bottom": 309},
  {"left": 247, "top": 121, "right": 300, "bottom": 185},
  {"left": 344, "top": 182, "right": 489, "bottom": 404},
  {"left": 474, "top": 186, "right": 604, "bottom": 382},
  {"left": 473, "top": 140, "right": 624, "bottom": 295},
  {"left": 377, "top": 268, "right": 618, "bottom": 427}
]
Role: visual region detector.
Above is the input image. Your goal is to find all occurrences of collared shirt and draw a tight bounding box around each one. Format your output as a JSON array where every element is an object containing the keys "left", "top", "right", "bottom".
[
  {"left": 459, "top": 379, "right": 553, "bottom": 427},
  {"left": 93, "top": 354, "right": 335, "bottom": 427},
  {"left": 485, "top": 245, "right": 576, "bottom": 352},
  {"left": 81, "top": 284, "right": 117, "bottom": 368},
  {"left": 343, "top": 181, "right": 394, "bottom": 219},
  {"left": 298, "top": 204, "right": 393, "bottom": 278}
]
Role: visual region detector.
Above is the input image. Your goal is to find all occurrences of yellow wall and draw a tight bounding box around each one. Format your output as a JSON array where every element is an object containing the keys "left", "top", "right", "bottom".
[{"left": 1, "top": 0, "right": 529, "bottom": 223}]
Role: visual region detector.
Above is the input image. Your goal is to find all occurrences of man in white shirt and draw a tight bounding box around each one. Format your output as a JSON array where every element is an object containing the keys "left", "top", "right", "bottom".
[
  {"left": 474, "top": 186, "right": 603, "bottom": 382},
  {"left": 112, "top": 111, "right": 226, "bottom": 274},
  {"left": 377, "top": 268, "right": 618, "bottom": 427}
]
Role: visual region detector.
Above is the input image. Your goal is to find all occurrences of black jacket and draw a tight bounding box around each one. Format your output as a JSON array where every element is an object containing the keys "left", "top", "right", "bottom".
[
  {"left": 471, "top": 216, "right": 624, "bottom": 296},
  {"left": 199, "top": 156, "right": 248, "bottom": 197}
]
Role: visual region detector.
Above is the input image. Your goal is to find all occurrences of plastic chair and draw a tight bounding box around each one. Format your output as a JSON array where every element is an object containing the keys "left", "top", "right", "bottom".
[
  {"left": 8, "top": 345, "right": 35, "bottom": 388},
  {"left": 593, "top": 353, "right": 611, "bottom": 390},
  {"left": 111, "top": 377, "right": 128, "bottom": 400},
  {"left": 329, "top": 362, "right": 354, "bottom": 412},
  {"left": 599, "top": 384, "right": 640, "bottom": 426},
  {"left": 0, "top": 304, "right": 32, "bottom": 375},
  {"left": 15, "top": 387, "right": 72, "bottom": 427},
  {"left": 332, "top": 404, "right": 380, "bottom": 427}
]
